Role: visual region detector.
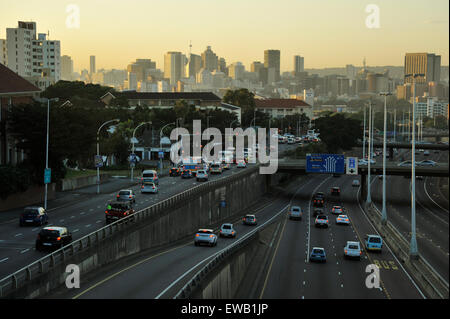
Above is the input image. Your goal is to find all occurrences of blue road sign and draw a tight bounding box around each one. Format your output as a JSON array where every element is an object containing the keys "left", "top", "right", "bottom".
[
  {"left": 306, "top": 154, "right": 345, "bottom": 174},
  {"left": 158, "top": 151, "right": 164, "bottom": 159},
  {"left": 44, "top": 168, "right": 51, "bottom": 184}
]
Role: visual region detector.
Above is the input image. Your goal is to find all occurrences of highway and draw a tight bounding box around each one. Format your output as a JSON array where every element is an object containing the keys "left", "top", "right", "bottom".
[
  {"left": 258, "top": 173, "right": 425, "bottom": 299},
  {"left": 370, "top": 149, "right": 449, "bottom": 283}
]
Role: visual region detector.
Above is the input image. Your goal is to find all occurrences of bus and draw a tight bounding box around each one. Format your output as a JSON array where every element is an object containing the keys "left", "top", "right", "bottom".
[{"left": 182, "top": 157, "right": 207, "bottom": 175}]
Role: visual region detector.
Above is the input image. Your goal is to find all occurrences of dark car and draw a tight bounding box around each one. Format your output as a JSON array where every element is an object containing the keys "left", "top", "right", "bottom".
[
  {"left": 313, "top": 192, "right": 325, "bottom": 207},
  {"left": 243, "top": 214, "right": 257, "bottom": 226},
  {"left": 35, "top": 226, "right": 72, "bottom": 251},
  {"left": 105, "top": 201, "right": 136, "bottom": 224},
  {"left": 20, "top": 206, "right": 48, "bottom": 226},
  {"left": 169, "top": 167, "right": 181, "bottom": 176},
  {"left": 331, "top": 187, "right": 340, "bottom": 196},
  {"left": 181, "top": 169, "right": 193, "bottom": 179},
  {"left": 116, "top": 189, "right": 136, "bottom": 204}
]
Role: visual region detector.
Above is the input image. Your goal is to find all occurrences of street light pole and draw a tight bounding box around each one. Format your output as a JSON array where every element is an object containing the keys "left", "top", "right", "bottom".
[
  {"left": 159, "top": 122, "right": 175, "bottom": 173},
  {"left": 44, "top": 98, "right": 58, "bottom": 210},
  {"left": 405, "top": 73, "right": 424, "bottom": 258},
  {"left": 366, "top": 101, "right": 372, "bottom": 205},
  {"left": 96, "top": 119, "right": 120, "bottom": 194},
  {"left": 380, "top": 92, "right": 392, "bottom": 224},
  {"left": 362, "top": 105, "right": 366, "bottom": 160},
  {"left": 131, "top": 121, "right": 152, "bottom": 182}
]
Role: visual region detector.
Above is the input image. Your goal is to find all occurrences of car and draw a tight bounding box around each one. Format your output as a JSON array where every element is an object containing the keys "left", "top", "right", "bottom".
[
  {"left": 313, "top": 208, "right": 323, "bottom": 217},
  {"left": 181, "top": 169, "right": 194, "bottom": 179},
  {"left": 194, "top": 229, "right": 218, "bottom": 247},
  {"left": 359, "top": 159, "right": 376, "bottom": 166},
  {"left": 313, "top": 192, "right": 325, "bottom": 207},
  {"left": 35, "top": 226, "right": 72, "bottom": 251},
  {"left": 237, "top": 160, "right": 247, "bottom": 168},
  {"left": 116, "top": 189, "right": 136, "bottom": 204},
  {"left": 141, "top": 169, "right": 159, "bottom": 185},
  {"left": 331, "top": 187, "right": 340, "bottom": 196},
  {"left": 105, "top": 201, "right": 136, "bottom": 224},
  {"left": 219, "top": 223, "right": 236, "bottom": 238},
  {"left": 365, "top": 234, "right": 383, "bottom": 252},
  {"left": 417, "top": 160, "right": 437, "bottom": 167},
  {"left": 315, "top": 215, "right": 329, "bottom": 228},
  {"left": 223, "top": 162, "right": 231, "bottom": 170},
  {"left": 287, "top": 138, "right": 295, "bottom": 144},
  {"left": 210, "top": 162, "right": 223, "bottom": 174},
  {"left": 352, "top": 179, "right": 360, "bottom": 187},
  {"left": 344, "top": 241, "right": 362, "bottom": 260},
  {"left": 20, "top": 206, "right": 48, "bottom": 226},
  {"left": 416, "top": 175, "right": 424, "bottom": 180},
  {"left": 196, "top": 170, "right": 208, "bottom": 182},
  {"left": 169, "top": 167, "right": 181, "bottom": 177},
  {"left": 378, "top": 174, "right": 383, "bottom": 180},
  {"left": 141, "top": 181, "right": 158, "bottom": 194},
  {"left": 397, "top": 160, "right": 415, "bottom": 167},
  {"left": 423, "top": 150, "right": 430, "bottom": 156},
  {"left": 336, "top": 214, "right": 350, "bottom": 225},
  {"left": 288, "top": 206, "right": 302, "bottom": 220},
  {"left": 310, "top": 247, "right": 327, "bottom": 263},
  {"left": 243, "top": 214, "right": 257, "bottom": 226},
  {"left": 331, "top": 206, "right": 344, "bottom": 215}
]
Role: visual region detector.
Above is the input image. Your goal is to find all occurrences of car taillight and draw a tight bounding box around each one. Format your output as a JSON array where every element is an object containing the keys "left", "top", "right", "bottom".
[
  {"left": 116, "top": 195, "right": 120, "bottom": 198},
  {"left": 57, "top": 237, "right": 61, "bottom": 241},
  {"left": 360, "top": 251, "right": 362, "bottom": 255},
  {"left": 105, "top": 210, "right": 108, "bottom": 214},
  {"left": 152, "top": 186, "right": 155, "bottom": 189},
  {"left": 196, "top": 234, "right": 199, "bottom": 237},
  {"left": 345, "top": 250, "right": 348, "bottom": 254},
  {"left": 209, "top": 235, "right": 214, "bottom": 238},
  {"left": 129, "top": 195, "right": 132, "bottom": 198}
]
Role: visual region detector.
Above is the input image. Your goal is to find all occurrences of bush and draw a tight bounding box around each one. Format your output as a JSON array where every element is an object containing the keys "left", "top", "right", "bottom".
[{"left": 0, "top": 165, "right": 32, "bottom": 200}]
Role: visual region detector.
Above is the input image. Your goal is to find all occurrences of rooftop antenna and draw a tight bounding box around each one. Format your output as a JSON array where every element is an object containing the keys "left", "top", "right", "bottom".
[{"left": 189, "top": 40, "right": 192, "bottom": 57}]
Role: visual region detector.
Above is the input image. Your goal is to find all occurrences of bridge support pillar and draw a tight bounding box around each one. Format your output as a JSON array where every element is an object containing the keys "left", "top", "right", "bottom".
[
  {"left": 389, "top": 147, "right": 394, "bottom": 161},
  {"left": 360, "top": 173, "right": 367, "bottom": 201}
]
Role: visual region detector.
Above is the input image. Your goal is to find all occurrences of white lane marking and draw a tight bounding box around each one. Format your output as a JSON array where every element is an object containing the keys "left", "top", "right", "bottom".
[
  {"left": 70, "top": 216, "right": 75, "bottom": 219},
  {"left": 14, "top": 233, "right": 23, "bottom": 237},
  {"left": 73, "top": 229, "right": 79, "bottom": 233},
  {"left": 0, "top": 257, "right": 9, "bottom": 263},
  {"left": 96, "top": 220, "right": 102, "bottom": 223},
  {"left": 32, "top": 227, "right": 40, "bottom": 231},
  {"left": 424, "top": 176, "right": 449, "bottom": 214},
  {"left": 20, "top": 249, "right": 30, "bottom": 254},
  {"left": 59, "top": 219, "right": 65, "bottom": 222},
  {"left": 85, "top": 224, "right": 91, "bottom": 228}
]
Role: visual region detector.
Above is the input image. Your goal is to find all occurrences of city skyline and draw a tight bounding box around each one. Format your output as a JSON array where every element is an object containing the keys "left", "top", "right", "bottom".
[{"left": 0, "top": 0, "right": 448, "bottom": 72}]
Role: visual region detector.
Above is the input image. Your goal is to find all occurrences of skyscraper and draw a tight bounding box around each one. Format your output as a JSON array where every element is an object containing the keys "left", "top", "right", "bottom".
[
  {"left": 0, "top": 39, "right": 7, "bottom": 66},
  {"left": 61, "top": 55, "right": 74, "bottom": 80},
  {"left": 264, "top": 49, "right": 280, "bottom": 82},
  {"left": 90, "top": 55, "right": 96, "bottom": 75},
  {"left": 6, "top": 21, "right": 36, "bottom": 77},
  {"left": 404, "top": 53, "right": 441, "bottom": 84},
  {"left": 201, "top": 46, "right": 218, "bottom": 72},
  {"left": 164, "top": 51, "right": 183, "bottom": 86},
  {"left": 188, "top": 54, "right": 202, "bottom": 78},
  {"left": 293, "top": 55, "right": 304, "bottom": 75}
]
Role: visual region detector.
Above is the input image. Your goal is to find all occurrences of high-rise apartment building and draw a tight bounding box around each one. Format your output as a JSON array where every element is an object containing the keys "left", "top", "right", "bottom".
[
  {"left": 404, "top": 53, "right": 441, "bottom": 84},
  {"left": 293, "top": 55, "right": 304, "bottom": 74},
  {"left": 0, "top": 39, "right": 7, "bottom": 65},
  {"left": 61, "top": 55, "right": 74, "bottom": 80},
  {"left": 90, "top": 55, "right": 96, "bottom": 75},
  {"left": 164, "top": 51, "right": 183, "bottom": 86},
  {"left": 264, "top": 49, "right": 280, "bottom": 82},
  {"left": 201, "top": 46, "right": 218, "bottom": 72},
  {"left": 32, "top": 33, "right": 61, "bottom": 82},
  {"left": 6, "top": 21, "right": 36, "bottom": 77}
]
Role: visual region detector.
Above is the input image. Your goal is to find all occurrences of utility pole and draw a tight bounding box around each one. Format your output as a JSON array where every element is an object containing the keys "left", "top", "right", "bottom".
[
  {"left": 366, "top": 101, "right": 372, "bottom": 205},
  {"left": 380, "top": 92, "right": 392, "bottom": 224}
]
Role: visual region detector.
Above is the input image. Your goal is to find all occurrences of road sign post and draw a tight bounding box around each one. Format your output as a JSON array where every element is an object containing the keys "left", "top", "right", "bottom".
[
  {"left": 346, "top": 157, "right": 358, "bottom": 175},
  {"left": 44, "top": 168, "right": 52, "bottom": 184}
]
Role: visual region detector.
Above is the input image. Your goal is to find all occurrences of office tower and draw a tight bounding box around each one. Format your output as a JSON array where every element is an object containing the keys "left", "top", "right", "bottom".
[
  {"left": 90, "top": 55, "right": 96, "bottom": 75},
  {"left": 293, "top": 55, "right": 304, "bottom": 75},
  {"left": 346, "top": 64, "right": 356, "bottom": 81},
  {"left": 228, "top": 62, "right": 245, "bottom": 80},
  {"left": 264, "top": 49, "right": 280, "bottom": 82},
  {"left": 218, "top": 57, "right": 227, "bottom": 75},
  {"left": 6, "top": 21, "right": 36, "bottom": 77},
  {"left": 188, "top": 54, "right": 202, "bottom": 78},
  {"left": 251, "top": 61, "right": 263, "bottom": 73},
  {"left": 164, "top": 51, "right": 183, "bottom": 86},
  {"left": 404, "top": 53, "right": 441, "bottom": 84},
  {"left": 201, "top": 46, "right": 218, "bottom": 71},
  {"left": 0, "top": 39, "right": 6, "bottom": 65},
  {"left": 61, "top": 55, "right": 74, "bottom": 80},
  {"left": 127, "top": 59, "right": 156, "bottom": 82}
]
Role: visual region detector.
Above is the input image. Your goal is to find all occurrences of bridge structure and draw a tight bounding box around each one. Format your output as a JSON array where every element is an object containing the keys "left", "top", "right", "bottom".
[{"left": 356, "top": 141, "right": 449, "bottom": 160}]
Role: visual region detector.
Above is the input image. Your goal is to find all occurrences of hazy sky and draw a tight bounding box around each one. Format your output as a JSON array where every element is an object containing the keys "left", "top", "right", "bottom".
[{"left": 1, "top": 0, "right": 448, "bottom": 72}]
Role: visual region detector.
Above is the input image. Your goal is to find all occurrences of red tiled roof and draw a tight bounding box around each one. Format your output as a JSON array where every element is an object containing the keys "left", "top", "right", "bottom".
[
  {"left": 0, "top": 63, "right": 41, "bottom": 95},
  {"left": 255, "top": 98, "right": 310, "bottom": 108}
]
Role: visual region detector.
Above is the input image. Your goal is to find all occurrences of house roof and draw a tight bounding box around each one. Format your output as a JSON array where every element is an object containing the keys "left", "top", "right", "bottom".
[
  {"left": 255, "top": 98, "right": 310, "bottom": 109},
  {"left": 118, "top": 91, "right": 221, "bottom": 101},
  {"left": 0, "top": 63, "right": 41, "bottom": 95}
]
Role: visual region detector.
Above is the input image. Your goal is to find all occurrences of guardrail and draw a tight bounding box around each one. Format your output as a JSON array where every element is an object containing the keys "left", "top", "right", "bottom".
[{"left": 0, "top": 164, "right": 261, "bottom": 298}]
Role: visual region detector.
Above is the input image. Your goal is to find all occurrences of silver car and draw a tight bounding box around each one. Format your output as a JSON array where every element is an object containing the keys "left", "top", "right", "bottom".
[
  {"left": 219, "top": 223, "right": 236, "bottom": 238},
  {"left": 289, "top": 206, "right": 302, "bottom": 220},
  {"left": 336, "top": 214, "right": 350, "bottom": 225},
  {"left": 116, "top": 189, "right": 136, "bottom": 204},
  {"left": 141, "top": 182, "right": 158, "bottom": 194},
  {"left": 344, "top": 241, "right": 362, "bottom": 260},
  {"left": 194, "top": 229, "right": 217, "bottom": 247},
  {"left": 196, "top": 170, "right": 208, "bottom": 182}
]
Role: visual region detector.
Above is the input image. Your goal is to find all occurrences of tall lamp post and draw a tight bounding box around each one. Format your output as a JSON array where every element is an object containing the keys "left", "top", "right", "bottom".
[
  {"left": 366, "top": 101, "right": 373, "bottom": 205},
  {"left": 362, "top": 105, "right": 367, "bottom": 160},
  {"left": 159, "top": 122, "right": 176, "bottom": 172},
  {"left": 43, "top": 98, "right": 59, "bottom": 210},
  {"left": 405, "top": 73, "right": 424, "bottom": 258},
  {"left": 131, "top": 121, "right": 152, "bottom": 181},
  {"left": 380, "top": 92, "right": 392, "bottom": 224},
  {"left": 96, "top": 119, "right": 120, "bottom": 194}
]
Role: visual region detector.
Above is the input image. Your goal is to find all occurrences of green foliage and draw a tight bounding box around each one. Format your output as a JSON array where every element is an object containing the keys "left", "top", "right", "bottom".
[
  {"left": 284, "top": 142, "right": 328, "bottom": 159},
  {"left": 0, "top": 165, "right": 32, "bottom": 200}
]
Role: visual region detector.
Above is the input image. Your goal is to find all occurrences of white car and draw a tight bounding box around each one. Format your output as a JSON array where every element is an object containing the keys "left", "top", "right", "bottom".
[
  {"left": 287, "top": 138, "right": 295, "bottom": 144},
  {"left": 352, "top": 179, "right": 360, "bottom": 187},
  {"left": 196, "top": 170, "right": 208, "bottom": 182},
  {"left": 359, "top": 159, "right": 376, "bottom": 165},
  {"left": 344, "top": 241, "right": 362, "bottom": 260},
  {"left": 237, "top": 160, "right": 247, "bottom": 168},
  {"left": 336, "top": 214, "right": 350, "bottom": 225},
  {"left": 141, "top": 182, "right": 158, "bottom": 194},
  {"left": 194, "top": 229, "right": 217, "bottom": 247},
  {"left": 219, "top": 223, "right": 236, "bottom": 238}
]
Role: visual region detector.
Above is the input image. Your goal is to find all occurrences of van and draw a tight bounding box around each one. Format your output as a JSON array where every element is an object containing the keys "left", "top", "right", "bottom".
[{"left": 141, "top": 170, "right": 159, "bottom": 185}]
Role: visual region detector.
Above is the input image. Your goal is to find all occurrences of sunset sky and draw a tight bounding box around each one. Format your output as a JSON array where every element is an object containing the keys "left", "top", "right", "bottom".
[{"left": 1, "top": 0, "right": 448, "bottom": 72}]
